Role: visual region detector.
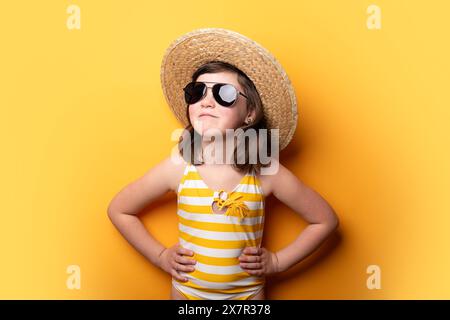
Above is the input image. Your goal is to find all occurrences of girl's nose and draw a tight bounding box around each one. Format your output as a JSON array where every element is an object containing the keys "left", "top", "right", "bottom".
[{"left": 200, "top": 87, "right": 216, "bottom": 108}]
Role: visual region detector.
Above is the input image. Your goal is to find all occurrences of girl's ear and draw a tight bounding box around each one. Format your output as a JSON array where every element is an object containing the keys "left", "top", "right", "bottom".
[{"left": 245, "top": 108, "right": 256, "bottom": 124}]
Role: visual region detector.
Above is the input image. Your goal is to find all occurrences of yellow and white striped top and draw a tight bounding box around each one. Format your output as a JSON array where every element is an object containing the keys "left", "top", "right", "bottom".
[{"left": 172, "top": 162, "right": 266, "bottom": 300}]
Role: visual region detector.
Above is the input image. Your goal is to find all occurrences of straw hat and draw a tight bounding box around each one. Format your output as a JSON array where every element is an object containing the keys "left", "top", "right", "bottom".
[{"left": 160, "top": 28, "right": 298, "bottom": 150}]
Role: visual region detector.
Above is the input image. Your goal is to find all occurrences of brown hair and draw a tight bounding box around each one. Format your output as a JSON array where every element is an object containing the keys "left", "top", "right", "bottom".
[{"left": 178, "top": 61, "right": 272, "bottom": 174}]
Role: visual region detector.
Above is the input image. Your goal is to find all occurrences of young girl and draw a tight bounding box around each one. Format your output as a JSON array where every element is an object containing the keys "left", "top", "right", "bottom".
[{"left": 107, "top": 28, "right": 339, "bottom": 300}]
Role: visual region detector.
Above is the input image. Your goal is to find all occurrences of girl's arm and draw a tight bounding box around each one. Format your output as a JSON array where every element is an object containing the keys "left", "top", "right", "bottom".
[
  {"left": 266, "top": 159, "right": 340, "bottom": 273},
  {"left": 107, "top": 155, "right": 184, "bottom": 268}
]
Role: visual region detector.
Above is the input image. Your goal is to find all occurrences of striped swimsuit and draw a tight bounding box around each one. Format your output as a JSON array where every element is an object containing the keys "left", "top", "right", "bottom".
[{"left": 172, "top": 162, "right": 266, "bottom": 300}]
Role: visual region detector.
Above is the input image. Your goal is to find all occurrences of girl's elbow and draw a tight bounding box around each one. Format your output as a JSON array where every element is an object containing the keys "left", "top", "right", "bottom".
[
  {"left": 329, "top": 212, "right": 340, "bottom": 231},
  {"left": 321, "top": 209, "right": 339, "bottom": 231},
  {"left": 107, "top": 208, "right": 116, "bottom": 221},
  {"left": 107, "top": 202, "right": 120, "bottom": 219}
]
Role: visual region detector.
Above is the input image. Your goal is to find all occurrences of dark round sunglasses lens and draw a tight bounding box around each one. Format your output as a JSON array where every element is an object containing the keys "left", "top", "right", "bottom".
[
  {"left": 184, "top": 82, "right": 206, "bottom": 104},
  {"left": 215, "top": 84, "right": 238, "bottom": 107}
]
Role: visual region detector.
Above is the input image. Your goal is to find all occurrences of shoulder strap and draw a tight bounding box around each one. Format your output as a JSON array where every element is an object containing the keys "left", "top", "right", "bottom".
[{"left": 177, "top": 161, "right": 191, "bottom": 195}]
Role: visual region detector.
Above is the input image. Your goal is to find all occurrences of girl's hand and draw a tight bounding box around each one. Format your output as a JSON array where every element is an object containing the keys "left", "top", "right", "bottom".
[
  {"left": 158, "top": 243, "right": 197, "bottom": 282},
  {"left": 239, "top": 246, "right": 280, "bottom": 276}
]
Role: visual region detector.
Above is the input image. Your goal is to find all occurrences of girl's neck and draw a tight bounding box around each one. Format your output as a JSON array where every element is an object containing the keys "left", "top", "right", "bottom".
[{"left": 200, "top": 138, "right": 235, "bottom": 166}]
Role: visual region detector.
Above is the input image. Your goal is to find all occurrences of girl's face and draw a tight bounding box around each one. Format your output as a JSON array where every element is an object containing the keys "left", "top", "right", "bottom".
[{"left": 188, "top": 71, "right": 253, "bottom": 137}]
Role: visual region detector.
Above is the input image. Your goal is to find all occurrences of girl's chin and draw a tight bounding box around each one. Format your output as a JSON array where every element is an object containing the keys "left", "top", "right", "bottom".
[
  {"left": 199, "top": 129, "right": 223, "bottom": 137},
  {"left": 194, "top": 126, "right": 226, "bottom": 136}
]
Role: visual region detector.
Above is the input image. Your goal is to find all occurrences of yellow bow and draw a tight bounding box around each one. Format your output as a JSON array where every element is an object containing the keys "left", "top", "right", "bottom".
[{"left": 213, "top": 190, "right": 249, "bottom": 221}]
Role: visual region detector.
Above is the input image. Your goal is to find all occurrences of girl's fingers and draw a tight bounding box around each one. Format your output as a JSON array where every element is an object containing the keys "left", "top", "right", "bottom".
[
  {"left": 173, "top": 263, "right": 195, "bottom": 272},
  {"left": 245, "top": 269, "right": 263, "bottom": 276},
  {"left": 175, "top": 254, "right": 197, "bottom": 265},
  {"left": 239, "top": 255, "right": 261, "bottom": 262},
  {"left": 171, "top": 269, "right": 188, "bottom": 282},
  {"left": 243, "top": 247, "right": 262, "bottom": 255},
  {"left": 177, "top": 246, "right": 194, "bottom": 256},
  {"left": 240, "top": 262, "right": 262, "bottom": 270},
  {"left": 170, "top": 260, "right": 194, "bottom": 282}
]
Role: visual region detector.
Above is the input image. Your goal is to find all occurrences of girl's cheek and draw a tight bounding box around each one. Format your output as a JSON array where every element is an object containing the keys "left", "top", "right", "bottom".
[
  {"left": 189, "top": 110, "right": 200, "bottom": 123},
  {"left": 222, "top": 109, "right": 238, "bottom": 122},
  {"left": 228, "top": 113, "right": 244, "bottom": 128},
  {"left": 188, "top": 105, "right": 196, "bottom": 117}
]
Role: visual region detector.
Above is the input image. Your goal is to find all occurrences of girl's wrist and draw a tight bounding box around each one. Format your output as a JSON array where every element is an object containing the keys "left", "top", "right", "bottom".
[
  {"left": 273, "top": 251, "right": 284, "bottom": 273},
  {"left": 272, "top": 251, "right": 282, "bottom": 274},
  {"left": 156, "top": 247, "right": 167, "bottom": 269}
]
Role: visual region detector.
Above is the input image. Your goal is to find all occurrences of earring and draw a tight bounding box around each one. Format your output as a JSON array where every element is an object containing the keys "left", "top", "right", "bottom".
[{"left": 246, "top": 118, "right": 253, "bottom": 124}]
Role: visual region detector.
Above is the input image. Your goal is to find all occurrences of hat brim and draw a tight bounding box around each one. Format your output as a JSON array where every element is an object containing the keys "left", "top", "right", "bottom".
[{"left": 160, "top": 28, "right": 298, "bottom": 150}]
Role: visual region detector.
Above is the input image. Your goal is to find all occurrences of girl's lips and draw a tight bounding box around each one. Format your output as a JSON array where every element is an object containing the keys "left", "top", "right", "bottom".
[{"left": 199, "top": 114, "right": 217, "bottom": 118}]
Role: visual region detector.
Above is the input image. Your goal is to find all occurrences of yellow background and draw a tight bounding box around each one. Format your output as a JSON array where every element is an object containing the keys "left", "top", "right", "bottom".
[{"left": 1, "top": 0, "right": 449, "bottom": 299}]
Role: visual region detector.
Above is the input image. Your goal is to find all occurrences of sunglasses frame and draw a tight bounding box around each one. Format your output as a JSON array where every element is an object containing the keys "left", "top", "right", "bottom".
[{"left": 183, "top": 81, "right": 248, "bottom": 108}]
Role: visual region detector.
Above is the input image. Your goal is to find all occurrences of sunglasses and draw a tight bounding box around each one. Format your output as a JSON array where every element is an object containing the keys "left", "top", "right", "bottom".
[{"left": 183, "top": 81, "right": 248, "bottom": 107}]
